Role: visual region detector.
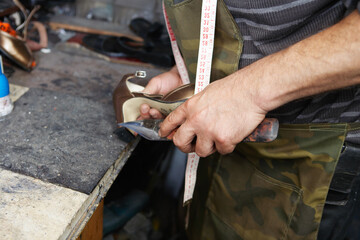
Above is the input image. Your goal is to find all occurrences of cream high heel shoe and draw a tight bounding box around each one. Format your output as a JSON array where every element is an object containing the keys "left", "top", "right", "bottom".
[{"left": 113, "top": 71, "right": 194, "bottom": 125}]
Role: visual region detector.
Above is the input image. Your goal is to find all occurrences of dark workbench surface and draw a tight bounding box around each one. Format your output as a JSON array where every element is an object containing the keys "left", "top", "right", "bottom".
[
  {"left": 1, "top": 87, "right": 121, "bottom": 193},
  {"left": 0, "top": 44, "right": 163, "bottom": 194}
]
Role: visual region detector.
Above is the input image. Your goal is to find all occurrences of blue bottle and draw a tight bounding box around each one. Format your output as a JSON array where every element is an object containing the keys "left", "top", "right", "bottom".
[{"left": 0, "top": 55, "right": 14, "bottom": 117}]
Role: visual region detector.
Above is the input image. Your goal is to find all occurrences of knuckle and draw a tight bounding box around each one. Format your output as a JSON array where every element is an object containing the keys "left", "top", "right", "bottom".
[
  {"left": 176, "top": 104, "right": 187, "bottom": 117},
  {"left": 215, "top": 134, "right": 228, "bottom": 145},
  {"left": 172, "top": 135, "right": 183, "bottom": 149},
  {"left": 191, "top": 113, "right": 202, "bottom": 124},
  {"left": 177, "top": 145, "right": 189, "bottom": 153},
  {"left": 183, "top": 99, "right": 192, "bottom": 109},
  {"left": 167, "top": 112, "right": 176, "bottom": 124},
  {"left": 218, "top": 145, "right": 235, "bottom": 155},
  {"left": 215, "top": 132, "right": 236, "bottom": 155},
  {"left": 173, "top": 136, "right": 192, "bottom": 153},
  {"left": 196, "top": 149, "right": 208, "bottom": 158},
  {"left": 183, "top": 98, "right": 195, "bottom": 112},
  {"left": 195, "top": 140, "right": 214, "bottom": 158},
  {"left": 189, "top": 112, "right": 205, "bottom": 128}
]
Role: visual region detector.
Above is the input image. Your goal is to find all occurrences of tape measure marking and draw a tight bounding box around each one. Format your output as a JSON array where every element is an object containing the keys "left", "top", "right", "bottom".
[
  {"left": 162, "top": 2, "right": 190, "bottom": 85},
  {"left": 163, "top": 0, "right": 218, "bottom": 204},
  {"left": 184, "top": 0, "right": 217, "bottom": 204}
]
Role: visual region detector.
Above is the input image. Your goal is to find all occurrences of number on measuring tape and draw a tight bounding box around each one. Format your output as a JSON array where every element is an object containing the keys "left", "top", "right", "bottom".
[{"left": 163, "top": 0, "right": 218, "bottom": 204}]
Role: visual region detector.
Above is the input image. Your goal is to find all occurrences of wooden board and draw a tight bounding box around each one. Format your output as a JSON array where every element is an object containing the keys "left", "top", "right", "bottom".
[
  {"left": 48, "top": 16, "right": 143, "bottom": 42},
  {"left": 77, "top": 200, "right": 104, "bottom": 240},
  {"left": 0, "top": 169, "right": 88, "bottom": 240}
]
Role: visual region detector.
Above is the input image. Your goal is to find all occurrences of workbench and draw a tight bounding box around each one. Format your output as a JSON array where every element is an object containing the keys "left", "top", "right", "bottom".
[{"left": 0, "top": 42, "right": 162, "bottom": 239}]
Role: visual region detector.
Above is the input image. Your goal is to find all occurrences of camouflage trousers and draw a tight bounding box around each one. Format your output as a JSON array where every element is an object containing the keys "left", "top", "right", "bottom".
[{"left": 188, "top": 123, "right": 360, "bottom": 240}]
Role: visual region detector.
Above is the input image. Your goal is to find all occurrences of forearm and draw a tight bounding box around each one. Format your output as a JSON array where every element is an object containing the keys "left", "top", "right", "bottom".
[{"left": 233, "top": 11, "right": 360, "bottom": 113}]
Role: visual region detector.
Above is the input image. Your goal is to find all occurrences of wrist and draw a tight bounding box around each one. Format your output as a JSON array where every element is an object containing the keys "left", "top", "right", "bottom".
[{"left": 231, "top": 57, "right": 281, "bottom": 114}]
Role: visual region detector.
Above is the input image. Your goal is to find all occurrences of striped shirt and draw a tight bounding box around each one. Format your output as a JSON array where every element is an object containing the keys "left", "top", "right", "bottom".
[{"left": 223, "top": 0, "right": 360, "bottom": 130}]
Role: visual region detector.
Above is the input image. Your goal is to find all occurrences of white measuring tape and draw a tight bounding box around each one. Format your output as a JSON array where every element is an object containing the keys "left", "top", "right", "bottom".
[
  {"left": 162, "top": 1, "right": 190, "bottom": 85},
  {"left": 163, "top": 0, "right": 218, "bottom": 204}
]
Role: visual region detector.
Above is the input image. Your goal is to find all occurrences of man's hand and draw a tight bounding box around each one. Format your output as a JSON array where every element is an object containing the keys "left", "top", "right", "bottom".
[
  {"left": 159, "top": 11, "right": 360, "bottom": 157},
  {"left": 139, "top": 66, "right": 184, "bottom": 120},
  {"left": 159, "top": 74, "right": 267, "bottom": 157}
]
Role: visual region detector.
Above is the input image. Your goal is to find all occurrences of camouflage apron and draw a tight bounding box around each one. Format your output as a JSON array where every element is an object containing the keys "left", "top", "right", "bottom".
[
  {"left": 164, "top": 0, "right": 360, "bottom": 239},
  {"left": 164, "top": 0, "right": 242, "bottom": 83}
]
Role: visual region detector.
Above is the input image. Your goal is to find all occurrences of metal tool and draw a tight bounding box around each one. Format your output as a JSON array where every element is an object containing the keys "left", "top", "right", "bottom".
[
  {"left": 119, "top": 119, "right": 169, "bottom": 141},
  {"left": 119, "top": 118, "right": 279, "bottom": 143}
]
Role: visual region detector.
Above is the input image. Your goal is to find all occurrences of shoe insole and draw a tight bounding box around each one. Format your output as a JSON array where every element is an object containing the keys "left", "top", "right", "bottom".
[{"left": 122, "top": 97, "right": 186, "bottom": 122}]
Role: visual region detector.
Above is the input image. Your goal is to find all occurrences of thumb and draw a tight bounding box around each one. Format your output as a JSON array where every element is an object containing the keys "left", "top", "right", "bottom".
[{"left": 143, "top": 77, "right": 161, "bottom": 94}]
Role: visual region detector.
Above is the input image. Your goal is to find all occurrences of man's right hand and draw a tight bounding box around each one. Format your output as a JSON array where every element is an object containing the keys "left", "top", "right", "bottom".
[{"left": 139, "top": 66, "right": 184, "bottom": 120}]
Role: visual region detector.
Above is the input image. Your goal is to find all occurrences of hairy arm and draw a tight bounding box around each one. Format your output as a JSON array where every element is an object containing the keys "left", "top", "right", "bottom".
[
  {"left": 159, "top": 11, "right": 360, "bottom": 157},
  {"left": 249, "top": 11, "right": 360, "bottom": 112}
]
